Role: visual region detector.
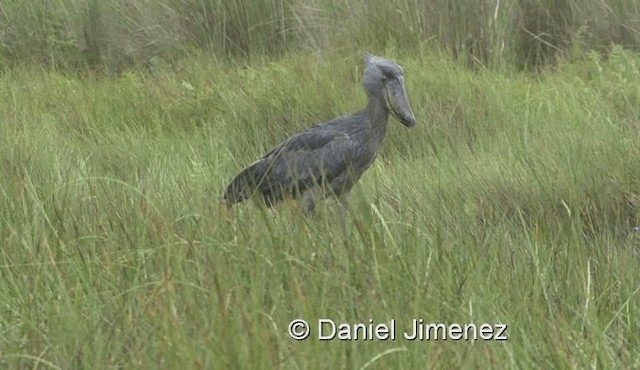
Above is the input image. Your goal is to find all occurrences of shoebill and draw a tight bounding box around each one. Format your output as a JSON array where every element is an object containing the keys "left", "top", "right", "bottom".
[{"left": 224, "top": 52, "right": 416, "bottom": 214}]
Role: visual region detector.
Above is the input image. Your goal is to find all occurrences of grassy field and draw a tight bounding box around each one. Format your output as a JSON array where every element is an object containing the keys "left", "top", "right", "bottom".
[{"left": 1, "top": 45, "right": 640, "bottom": 369}]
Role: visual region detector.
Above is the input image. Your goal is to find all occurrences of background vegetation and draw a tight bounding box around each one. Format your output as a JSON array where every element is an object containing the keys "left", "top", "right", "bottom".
[
  {"left": 1, "top": 0, "right": 640, "bottom": 70},
  {"left": 1, "top": 1, "right": 639, "bottom": 369}
]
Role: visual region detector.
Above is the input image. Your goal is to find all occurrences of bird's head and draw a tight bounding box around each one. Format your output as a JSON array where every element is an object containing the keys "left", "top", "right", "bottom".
[{"left": 362, "top": 52, "right": 416, "bottom": 128}]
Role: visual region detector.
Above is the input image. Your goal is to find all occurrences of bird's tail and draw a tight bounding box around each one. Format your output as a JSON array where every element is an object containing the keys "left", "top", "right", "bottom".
[{"left": 223, "top": 159, "right": 267, "bottom": 206}]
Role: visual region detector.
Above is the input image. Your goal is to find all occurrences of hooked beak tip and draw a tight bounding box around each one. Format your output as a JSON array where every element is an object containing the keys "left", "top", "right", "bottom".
[{"left": 401, "top": 115, "right": 416, "bottom": 128}]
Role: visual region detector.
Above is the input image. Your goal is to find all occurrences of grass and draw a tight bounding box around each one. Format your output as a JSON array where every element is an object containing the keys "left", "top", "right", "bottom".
[
  {"left": 1, "top": 0, "right": 640, "bottom": 70},
  {"left": 1, "top": 46, "right": 639, "bottom": 368}
]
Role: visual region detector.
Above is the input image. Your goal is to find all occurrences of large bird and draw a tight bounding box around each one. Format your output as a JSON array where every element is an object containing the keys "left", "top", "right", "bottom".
[{"left": 224, "top": 52, "right": 416, "bottom": 214}]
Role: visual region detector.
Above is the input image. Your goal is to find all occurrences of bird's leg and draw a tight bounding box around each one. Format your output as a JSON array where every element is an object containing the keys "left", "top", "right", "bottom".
[
  {"left": 337, "top": 193, "right": 350, "bottom": 230},
  {"left": 338, "top": 192, "right": 350, "bottom": 208},
  {"left": 302, "top": 189, "right": 317, "bottom": 216}
]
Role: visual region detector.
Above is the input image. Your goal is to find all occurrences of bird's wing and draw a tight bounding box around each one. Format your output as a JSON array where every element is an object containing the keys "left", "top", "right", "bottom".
[
  {"left": 225, "top": 126, "right": 355, "bottom": 205},
  {"left": 257, "top": 127, "right": 354, "bottom": 197}
]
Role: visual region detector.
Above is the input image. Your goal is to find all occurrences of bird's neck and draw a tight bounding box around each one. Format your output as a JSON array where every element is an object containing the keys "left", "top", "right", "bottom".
[{"left": 365, "top": 95, "right": 389, "bottom": 138}]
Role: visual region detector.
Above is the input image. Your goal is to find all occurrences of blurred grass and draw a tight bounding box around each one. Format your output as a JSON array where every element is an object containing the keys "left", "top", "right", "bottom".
[
  {"left": 1, "top": 0, "right": 639, "bottom": 70},
  {"left": 1, "top": 46, "right": 639, "bottom": 368}
]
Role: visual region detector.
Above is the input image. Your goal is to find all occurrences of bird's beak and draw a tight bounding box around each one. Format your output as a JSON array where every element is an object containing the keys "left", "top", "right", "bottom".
[{"left": 384, "top": 76, "right": 416, "bottom": 128}]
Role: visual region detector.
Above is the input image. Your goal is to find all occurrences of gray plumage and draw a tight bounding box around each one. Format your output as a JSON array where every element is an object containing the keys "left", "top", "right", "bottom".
[{"left": 224, "top": 52, "right": 416, "bottom": 214}]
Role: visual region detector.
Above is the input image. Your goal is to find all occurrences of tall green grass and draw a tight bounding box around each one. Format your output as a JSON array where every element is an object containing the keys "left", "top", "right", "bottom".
[
  {"left": 1, "top": 47, "right": 639, "bottom": 368},
  {"left": 1, "top": 0, "right": 639, "bottom": 70}
]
